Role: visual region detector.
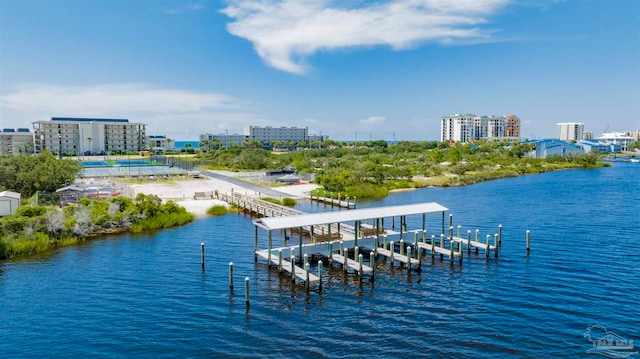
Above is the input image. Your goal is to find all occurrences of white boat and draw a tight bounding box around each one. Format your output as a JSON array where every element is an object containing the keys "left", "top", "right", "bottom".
[{"left": 630, "top": 158, "right": 639, "bottom": 163}]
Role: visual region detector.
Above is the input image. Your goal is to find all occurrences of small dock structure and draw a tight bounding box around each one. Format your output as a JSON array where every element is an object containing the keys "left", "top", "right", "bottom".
[{"left": 309, "top": 192, "right": 356, "bottom": 209}]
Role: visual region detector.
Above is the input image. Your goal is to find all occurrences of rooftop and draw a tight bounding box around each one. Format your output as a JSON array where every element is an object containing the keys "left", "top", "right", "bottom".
[{"left": 253, "top": 202, "right": 448, "bottom": 231}]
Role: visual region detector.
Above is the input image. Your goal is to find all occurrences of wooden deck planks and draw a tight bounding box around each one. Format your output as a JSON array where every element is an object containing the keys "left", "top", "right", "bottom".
[
  {"left": 416, "top": 242, "right": 461, "bottom": 257},
  {"left": 329, "top": 253, "right": 373, "bottom": 274},
  {"left": 376, "top": 248, "right": 421, "bottom": 265},
  {"left": 255, "top": 251, "right": 320, "bottom": 283}
]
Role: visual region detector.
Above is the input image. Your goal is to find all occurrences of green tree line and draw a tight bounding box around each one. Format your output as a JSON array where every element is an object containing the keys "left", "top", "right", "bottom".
[
  {"left": 196, "top": 140, "right": 608, "bottom": 199},
  {"left": 0, "top": 194, "right": 195, "bottom": 259},
  {"left": 0, "top": 151, "right": 80, "bottom": 197}
]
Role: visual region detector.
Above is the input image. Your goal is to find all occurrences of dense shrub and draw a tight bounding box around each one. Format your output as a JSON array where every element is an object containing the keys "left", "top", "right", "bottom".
[{"left": 206, "top": 205, "right": 228, "bottom": 216}]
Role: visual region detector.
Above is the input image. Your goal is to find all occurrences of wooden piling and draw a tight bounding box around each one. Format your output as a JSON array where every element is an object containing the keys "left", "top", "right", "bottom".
[
  {"left": 201, "top": 243, "right": 205, "bottom": 270},
  {"left": 494, "top": 234, "right": 499, "bottom": 258},
  {"left": 267, "top": 231, "right": 272, "bottom": 266},
  {"left": 526, "top": 230, "right": 531, "bottom": 252},
  {"left": 229, "top": 262, "right": 234, "bottom": 292},
  {"left": 318, "top": 261, "right": 323, "bottom": 292},
  {"left": 390, "top": 241, "right": 395, "bottom": 266},
  {"left": 278, "top": 250, "right": 283, "bottom": 272},
  {"left": 358, "top": 254, "right": 363, "bottom": 280},
  {"left": 407, "top": 246, "right": 412, "bottom": 271},
  {"left": 244, "top": 277, "right": 250, "bottom": 308},
  {"left": 291, "top": 255, "right": 296, "bottom": 282},
  {"left": 498, "top": 225, "right": 503, "bottom": 248},
  {"left": 485, "top": 235, "right": 490, "bottom": 259},
  {"left": 305, "top": 263, "right": 310, "bottom": 292},
  {"left": 449, "top": 241, "right": 454, "bottom": 264},
  {"left": 254, "top": 226, "right": 258, "bottom": 262},
  {"left": 467, "top": 230, "right": 471, "bottom": 254},
  {"left": 431, "top": 235, "right": 435, "bottom": 259},
  {"left": 370, "top": 251, "right": 375, "bottom": 281}
]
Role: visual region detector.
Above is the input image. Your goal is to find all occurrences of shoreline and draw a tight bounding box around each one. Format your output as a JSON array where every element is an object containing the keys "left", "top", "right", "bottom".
[{"left": 127, "top": 175, "right": 319, "bottom": 217}]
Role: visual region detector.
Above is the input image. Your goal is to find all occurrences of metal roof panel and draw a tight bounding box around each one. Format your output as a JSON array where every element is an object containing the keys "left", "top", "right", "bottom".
[{"left": 252, "top": 202, "right": 448, "bottom": 231}]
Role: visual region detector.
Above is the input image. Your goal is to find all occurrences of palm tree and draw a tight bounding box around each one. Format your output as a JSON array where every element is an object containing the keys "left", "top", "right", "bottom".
[
  {"left": 166, "top": 138, "right": 173, "bottom": 152},
  {"left": 87, "top": 137, "right": 93, "bottom": 156}
]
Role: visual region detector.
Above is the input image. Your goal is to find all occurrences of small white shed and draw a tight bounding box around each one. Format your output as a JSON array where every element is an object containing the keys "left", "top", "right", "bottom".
[{"left": 0, "top": 191, "right": 21, "bottom": 216}]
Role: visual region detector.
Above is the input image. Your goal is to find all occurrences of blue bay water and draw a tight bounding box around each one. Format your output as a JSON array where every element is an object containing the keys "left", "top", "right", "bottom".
[
  {"left": 174, "top": 141, "right": 200, "bottom": 149},
  {"left": 1, "top": 163, "right": 638, "bottom": 358}
]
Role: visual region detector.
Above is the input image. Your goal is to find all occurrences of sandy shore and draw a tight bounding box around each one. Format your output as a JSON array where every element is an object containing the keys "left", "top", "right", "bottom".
[{"left": 127, "top": 175, "right": 318, "bottom": 217}]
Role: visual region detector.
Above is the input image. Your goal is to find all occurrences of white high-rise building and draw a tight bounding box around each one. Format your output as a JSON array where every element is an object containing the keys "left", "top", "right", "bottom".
[
  {"left": 33, "top": 117, "right": 147, "bottom": 155},
  {"left": 557, "top": 122, "right": 584, "bottom": 141},
  {"left": 441, "top": 114, "right": 518, "bottom": 143}
]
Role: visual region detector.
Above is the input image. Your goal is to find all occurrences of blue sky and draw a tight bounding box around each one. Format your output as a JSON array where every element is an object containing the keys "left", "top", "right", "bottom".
[{"left": 1, "top": 0, "right": 638, "bottom": 141}]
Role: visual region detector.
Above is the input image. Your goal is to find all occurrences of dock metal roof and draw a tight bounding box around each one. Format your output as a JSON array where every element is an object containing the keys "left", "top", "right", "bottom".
[{"left": 253, "top": 202, "right": 448, "bottom": 231}]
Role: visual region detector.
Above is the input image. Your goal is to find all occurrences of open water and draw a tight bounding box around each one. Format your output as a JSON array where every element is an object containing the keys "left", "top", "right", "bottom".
[{"left": 1, "top": 163, "right": 638, "bottom": 358}]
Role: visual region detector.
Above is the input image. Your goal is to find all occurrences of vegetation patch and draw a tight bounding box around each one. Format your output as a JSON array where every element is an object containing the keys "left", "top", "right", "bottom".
[
  {"left": 206, "top": 205, "right": 228, "bottom": 216},
  {"left": 0, "top": 194, "right": 194, "bottom": 260},
  {"left": 261, "top": 197, "right": 297, "bottom": 207}
]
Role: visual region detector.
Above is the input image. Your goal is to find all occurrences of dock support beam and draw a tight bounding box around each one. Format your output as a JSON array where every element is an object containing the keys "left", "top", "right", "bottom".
[
  {"left": 370, "top": 251, "right": 375, "bottom": 281},
  {"left": 267, "top": 231, "right": 272, "bottom": 266},
  {"left": 254, "top": 225, "right": 258, "bottom": 262},
  {"left": 318, "top": 261, "right": 323, "bottom": 292}
]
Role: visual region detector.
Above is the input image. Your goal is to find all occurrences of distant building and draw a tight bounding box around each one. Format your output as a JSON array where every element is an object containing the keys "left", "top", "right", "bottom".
[
  {"left": 577, "top": 139, "right": 618, "bottom": 153},
  {"left": 440, "top": 114, "right": 520, "bottom": 143},
  {"left": 200, "top": 125, "right": 327, "bottom": 148},
  {"left": 32, "top": 117, "right": 147, "bottom": 155},
  {"left": 200, "top": 132, "right": 249, "bottom": 148},
  {"left": 504, "top": 115, "right": 521, "bottom": 137},
  {"left": 582, "top": 131, "right": 594, "bottom": 140},
  {"left": 147, "top": 135, "right": 174, "bottom": 152},
  {"left": 627, "top": 131, "right": 640, "bottom": 141},
  {"left": 524, "top": 139, "right": 584, "bottom": 158},
  {"left": 0, "top": 128, "right": 34, "bottom": 155},
  {"left": 557, "top": 122, "right": 584, "bottom": 142},
  {"left": 598, "top": 132, "right": 634, "bottom": 152}
]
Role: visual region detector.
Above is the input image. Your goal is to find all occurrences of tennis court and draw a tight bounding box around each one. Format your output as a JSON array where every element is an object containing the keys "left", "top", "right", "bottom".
[{"left": 79, "top": 159, "right": 187, "bottom": 178}]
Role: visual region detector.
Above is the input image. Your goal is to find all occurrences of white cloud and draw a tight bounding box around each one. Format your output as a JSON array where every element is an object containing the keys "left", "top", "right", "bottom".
[
  {"left": 163, "top": 3, "right": 204, "bottom": 15},
  {"left": 222, "top": 0, "right": 509, "bottom": 74},
  {"left": 0, "top": 83, "right": 261, "bottom": 140},
  {"left": 358, "top": 116, "right": 386, "bottom": 126}
]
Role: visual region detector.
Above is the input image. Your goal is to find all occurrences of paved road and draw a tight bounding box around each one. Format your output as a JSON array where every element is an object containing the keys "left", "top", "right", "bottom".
[{"left": 201, "top": 170, "right": 291, "bottom": 198}]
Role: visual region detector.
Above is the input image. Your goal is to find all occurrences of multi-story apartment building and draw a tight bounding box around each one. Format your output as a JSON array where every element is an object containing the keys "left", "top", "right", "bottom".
[
  {"left": 556, "top": 122, "right": 584, "bottom": 142},
  {"left": 32, "top": 117, "right": 147, "bottom": 155},
  {"left": 441, "top": 114, "right": 520, "bottom": 143},
  {"left": 505, "top": 115, "right": 521, "bottom": 137},
  {"left": 200, "top": 126, "right": 327, "bottom": 148},
  {"left": 0, "top": 128, "right": 34, "bottom": 155},
  {"left": 246, "top": 126, "right": 309, "bottom": 144}
]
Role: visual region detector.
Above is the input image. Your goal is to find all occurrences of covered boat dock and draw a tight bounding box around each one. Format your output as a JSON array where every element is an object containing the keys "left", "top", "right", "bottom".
[{"left": 252, "top": 202, "right": 453, "bottom": 290}]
